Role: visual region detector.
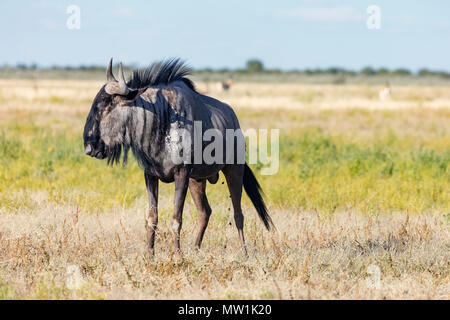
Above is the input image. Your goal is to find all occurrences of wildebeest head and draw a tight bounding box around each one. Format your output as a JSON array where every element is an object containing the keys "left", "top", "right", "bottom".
[{"left": 83, "top": 58, "right": 140, "bottom": 164}]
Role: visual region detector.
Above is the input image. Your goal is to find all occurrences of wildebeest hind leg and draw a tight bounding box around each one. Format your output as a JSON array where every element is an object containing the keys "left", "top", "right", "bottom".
[
  {"left": 189, "top": 179, "right": 212, "bottom": 249},
  {"left": 222, "top": 164, "right": 248, "bottom": 256}
]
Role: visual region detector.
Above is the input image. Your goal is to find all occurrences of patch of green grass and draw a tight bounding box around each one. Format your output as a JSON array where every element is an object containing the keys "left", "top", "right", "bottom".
[
  {"left": 0, "top": 133, "right": 23, "bottom": 161},
  {"left": 29, "top": 277, "right": 105, "bottom": 300},
  {"left": 0, "top": 122, "right": 146, "bottom": 212},
  {"left": 257, "top": 128, "right": 449, "bottom": 213},
  {"left": 0, "top": 111, "right": 448, "bottom": 215},
  {"left": 0, "top": 279, "right": 18, "bottom": 300},
  {"left": 49, "top": 95, "right": 65, "bottom": 104}
]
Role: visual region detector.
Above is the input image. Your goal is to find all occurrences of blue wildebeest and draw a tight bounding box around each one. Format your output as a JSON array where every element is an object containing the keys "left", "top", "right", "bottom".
[{"left": 83, "top": 58, "right": 274, "bottom": 256}]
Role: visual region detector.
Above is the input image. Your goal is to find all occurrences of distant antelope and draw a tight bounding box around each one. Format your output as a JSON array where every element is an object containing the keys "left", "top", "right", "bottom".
[
  {"left": 379, "top": 82, "right": 391, "bottom": 101},
  {"left": 217, "top": 77, "right": 233, "bottom": 92}
]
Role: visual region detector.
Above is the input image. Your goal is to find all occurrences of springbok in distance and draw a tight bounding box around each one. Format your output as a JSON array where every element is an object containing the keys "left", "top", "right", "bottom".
[
  {"left": 379, "top": 82, "right": 391, "bottom": 101},
  {"left": 217, "top": 77, "right": 233, "bottom": 92}
]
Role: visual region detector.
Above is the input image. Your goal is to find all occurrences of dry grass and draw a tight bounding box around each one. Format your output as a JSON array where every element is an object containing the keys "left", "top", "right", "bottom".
[
  {"left": 0, "top": 199, "right": 448, "bottom": 300},
  {"left": 0, "top": 79, "right": 448, "bottom": 299},
  {"left": 0, "top": 200, "right": 450, "bottom": 299}
]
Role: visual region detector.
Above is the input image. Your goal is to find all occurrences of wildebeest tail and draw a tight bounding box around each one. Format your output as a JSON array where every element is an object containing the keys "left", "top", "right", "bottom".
[{"left": 243, "top": 163, "right": 274, "bottom": 231}]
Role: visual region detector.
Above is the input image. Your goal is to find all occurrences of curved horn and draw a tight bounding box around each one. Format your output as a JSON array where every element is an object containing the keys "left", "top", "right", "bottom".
[
  {"left": 106, "top": 58, "right": 116, "bottom": 82},
  {"left": 117, "top": 62, "right": 129, "bottom": 94},
  {"left": 104, "top": 61, "right": 130, "bottom": 96}
]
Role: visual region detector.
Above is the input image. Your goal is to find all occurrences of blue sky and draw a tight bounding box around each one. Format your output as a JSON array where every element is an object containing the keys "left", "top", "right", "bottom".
[{"left": 1, "top": 0, "right": 449, "bottom": 71}]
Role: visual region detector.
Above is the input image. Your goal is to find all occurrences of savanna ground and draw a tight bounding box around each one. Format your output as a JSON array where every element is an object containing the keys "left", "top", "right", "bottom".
[{"left": 0, "top": 78, "right": 448, "bottom": 299}]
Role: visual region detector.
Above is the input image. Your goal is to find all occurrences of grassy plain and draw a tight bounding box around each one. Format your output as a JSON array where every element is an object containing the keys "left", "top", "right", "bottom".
[{"left": 0, "top": 79, "right": 448, "bottom": 299}]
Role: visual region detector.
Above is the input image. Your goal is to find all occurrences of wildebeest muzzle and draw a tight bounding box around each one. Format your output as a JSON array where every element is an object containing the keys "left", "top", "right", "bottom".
[{"left": 84, "top": 141, "right": 107, "bottom": 159}]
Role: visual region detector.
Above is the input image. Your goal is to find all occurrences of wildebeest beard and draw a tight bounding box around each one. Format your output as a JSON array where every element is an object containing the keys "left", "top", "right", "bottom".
[{"left": 106, "top": 142, "right": 130, "bottom": 166}]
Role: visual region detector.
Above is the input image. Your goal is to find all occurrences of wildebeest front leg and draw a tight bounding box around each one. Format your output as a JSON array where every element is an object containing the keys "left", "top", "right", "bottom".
[
  {"left": 172, "top": 168, "right": 190, "bottom": 255},
  {"left": 189, "top": 179, "right": 212, "bottom": 249},
  {"left": 144, "top": 172, "right": 158, "bottom": 256}
]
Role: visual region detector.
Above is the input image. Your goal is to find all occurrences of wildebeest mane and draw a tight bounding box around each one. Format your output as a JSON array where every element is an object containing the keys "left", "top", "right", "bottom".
[{"left": 127, "top": 58, "right": 196, "bottom": 92}]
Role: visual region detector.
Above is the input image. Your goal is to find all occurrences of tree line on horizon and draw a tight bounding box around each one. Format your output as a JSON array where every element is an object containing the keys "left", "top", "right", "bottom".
[{"left": 2, "top": 59, "right": 450, "bottom": 78}]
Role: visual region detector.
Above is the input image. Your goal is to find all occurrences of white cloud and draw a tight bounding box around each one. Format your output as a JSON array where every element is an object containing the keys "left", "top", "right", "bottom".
[{"left": 277, "top": 6, "right": 364, "bottom": 22}]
